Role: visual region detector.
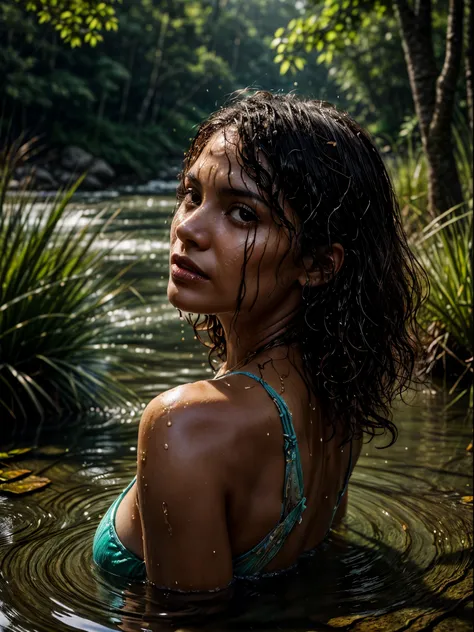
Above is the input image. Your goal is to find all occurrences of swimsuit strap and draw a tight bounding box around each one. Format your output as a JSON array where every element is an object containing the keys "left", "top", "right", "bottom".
[
  {"left": 215, "top": 370, "right": 307, "bottom": 575},
  {"left": 327, "top": 438, "right": 354, "bottom": 531}
]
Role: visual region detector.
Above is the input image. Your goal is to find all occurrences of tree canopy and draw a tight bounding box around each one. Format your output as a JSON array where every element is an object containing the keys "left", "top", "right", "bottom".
[
  {"left": 15, "top": 0, "right": 119, "bottom": 46},
  {"left": 1, "top": 0, "right": 344, "bottom": 178}
]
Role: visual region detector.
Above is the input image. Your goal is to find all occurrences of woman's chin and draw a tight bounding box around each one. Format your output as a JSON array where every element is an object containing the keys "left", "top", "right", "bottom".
[{"left": 167, "top": 282, "right": 211, "bottom": 314}]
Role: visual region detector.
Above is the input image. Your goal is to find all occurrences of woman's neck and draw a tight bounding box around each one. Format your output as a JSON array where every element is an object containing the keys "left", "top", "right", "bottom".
[{"left": 217, "top": 308, "right": 301, "bottom": 375}]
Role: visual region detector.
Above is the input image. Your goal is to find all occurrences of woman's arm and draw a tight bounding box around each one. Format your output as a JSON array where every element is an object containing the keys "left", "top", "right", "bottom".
[{"left": 136, "top": 387, "right": 234, "bottom": 592}]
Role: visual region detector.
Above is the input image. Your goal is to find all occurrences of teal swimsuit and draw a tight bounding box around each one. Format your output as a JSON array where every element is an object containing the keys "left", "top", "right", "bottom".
[{"left": 93, "top": 370, "right": 353, "bottom": 581}]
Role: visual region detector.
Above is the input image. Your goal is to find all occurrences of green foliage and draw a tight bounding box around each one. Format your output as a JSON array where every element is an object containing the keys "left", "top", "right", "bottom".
[
  {"left": 270, "top": 0, "right": 459, "bottom": 140},
  {"left": 390, "top": 111, "right": 473, "bottom": 227},
  {"left": 51, "top": 116, "right": 185, "bottom": 178},
  {"left": 270, "top": 0, "right": 412, "bottom": 136},
  {"left": 414, "top": 205, "right": 473, "bottom": 410},
  {"left": 271, "top": 0, "right": 389, "bottom": 74},
  {"left": 390, "top": 117, "right": 473, "bottom": 408},
  {"left": 0, "top": 140, "right": 142, "bottom": 424},
  {"left": 1, "top": 0, "right": 338, "bottom": 178},
  {"left": 14, "top": 0, "right": 119, "bottom": 47}
]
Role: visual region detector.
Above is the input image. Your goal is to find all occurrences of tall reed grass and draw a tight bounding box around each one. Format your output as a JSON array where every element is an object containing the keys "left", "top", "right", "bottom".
[
  {"left": 414, "top": 206, "right": 473, "bottom": 409},
  {"left": 388, "top": 116, "right": 473, "bottom": 410},
  {"left": 0, "top": 139, "right": 142, "bottom": 427}
]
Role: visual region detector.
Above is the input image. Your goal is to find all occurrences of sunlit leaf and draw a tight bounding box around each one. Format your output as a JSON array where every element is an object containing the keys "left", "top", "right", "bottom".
[
  {"left": 0, "top": 448, "right": 34, "bottom": 459},
  {"left": 36, "top": 446, "right": 69, "bottom": 456},
  {"left": 294, "top": 57, "right": 305, "bottom": 71},
  {"left": 0, "top": 469, "right": 32, "bottom": 482},
  {"left": 0, "top": 475, "right": 51, "bottom": 495}
]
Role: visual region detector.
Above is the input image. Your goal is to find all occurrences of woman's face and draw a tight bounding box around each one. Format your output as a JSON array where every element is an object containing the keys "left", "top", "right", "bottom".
[{"left": 167, "top": 129, "right": 305, "bottom": 320}]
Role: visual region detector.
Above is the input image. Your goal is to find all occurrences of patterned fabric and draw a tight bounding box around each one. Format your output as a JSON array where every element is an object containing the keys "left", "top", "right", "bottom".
[{"left": 92, "top": 370, "right": 352, "bottom": 581}]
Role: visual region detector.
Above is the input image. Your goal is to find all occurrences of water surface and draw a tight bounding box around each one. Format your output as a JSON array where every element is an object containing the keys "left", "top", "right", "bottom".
[{"left": 0, "top": 194, "right": 472, "bottom": 631}]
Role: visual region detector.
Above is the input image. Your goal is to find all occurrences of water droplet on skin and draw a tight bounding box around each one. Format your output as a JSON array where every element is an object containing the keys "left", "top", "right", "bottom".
[
  {"left": 164, "top": 443, "right": 169, "bottom": 450},
  {"left": 162, "top": 501, "right": 173, "bottom": 536},
  {"left": 167, "top": 421, "right": 172, "bottom": 427},
  {"left": 213, "top": 550, "right": 216, "bottom": 554},
  {"left": 267, "top": 432, "right": 270, "bottom": 436}
]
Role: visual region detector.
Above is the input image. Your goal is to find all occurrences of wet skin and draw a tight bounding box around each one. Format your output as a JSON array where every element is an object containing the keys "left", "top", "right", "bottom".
[{"left": 114, "top": 130, "right": 361, "bottom": 591}]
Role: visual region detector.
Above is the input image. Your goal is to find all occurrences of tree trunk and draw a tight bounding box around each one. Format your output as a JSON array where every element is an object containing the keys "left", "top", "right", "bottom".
[
  {"left": 137, "top": 13, "right": 169, "bottom": 126},
  {"left": 394, "top": 0, "right": 465, "bottom": 215},
  {"left": 231, "top": 35, "right": 241, "bottom": 73},
  {"left": 95, "top": 89, "right": 107, "bottom": 140},
  {"left": 49, "top": 32, "right": 58, "bottom": 72},
  {"left": 120, "top": 42, "right": 136, "bottom": 123},
  {"left": 150, "top": 88, "right": 164, "bottom": 125}
]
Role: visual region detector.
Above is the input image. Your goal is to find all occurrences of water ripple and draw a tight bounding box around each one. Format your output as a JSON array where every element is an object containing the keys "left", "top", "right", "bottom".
[
  {"left": 0, "top": 195, "right": 471, "bottom": 631},
  {"left": 0, "top": 408, "right": 471, "bottom": 632}
]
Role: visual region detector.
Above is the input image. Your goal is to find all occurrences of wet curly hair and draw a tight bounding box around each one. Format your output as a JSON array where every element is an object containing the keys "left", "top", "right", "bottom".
[{"left": 175, "top": 90, "right": 429, "bottom": 446}]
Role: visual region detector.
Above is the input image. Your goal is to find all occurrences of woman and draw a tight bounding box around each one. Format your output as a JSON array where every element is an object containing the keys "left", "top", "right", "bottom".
[{"left": 93, "top": 91, "right": 427, "bottom": 592}]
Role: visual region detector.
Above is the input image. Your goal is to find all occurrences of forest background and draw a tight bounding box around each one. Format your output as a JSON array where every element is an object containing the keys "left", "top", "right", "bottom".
[
  {"left": 0, "top": 0, "right": 472, "bottom": 425},
  {"left": 2, "top": 0, "right": 463, "bottom": 183}
]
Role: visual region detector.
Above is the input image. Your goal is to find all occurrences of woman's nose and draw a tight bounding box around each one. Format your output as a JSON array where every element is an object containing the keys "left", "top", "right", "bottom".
[{"left": 174, "top": 206, "right": 211, "bottom": 251}]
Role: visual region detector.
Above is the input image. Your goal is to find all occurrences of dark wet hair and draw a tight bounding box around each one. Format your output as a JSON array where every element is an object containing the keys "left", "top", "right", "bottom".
[{"left": 176, "top": 90, "right": 429, "bottom": 446}]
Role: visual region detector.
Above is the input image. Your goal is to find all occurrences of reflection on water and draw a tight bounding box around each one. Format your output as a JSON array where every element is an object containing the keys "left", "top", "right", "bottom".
[{"left": 0, "top": 194, "right": 472, "bottom": 632}]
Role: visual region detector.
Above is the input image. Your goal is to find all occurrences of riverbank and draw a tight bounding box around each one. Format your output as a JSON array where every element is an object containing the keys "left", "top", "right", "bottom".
[{"left": 8, "top": 144, "right": 182, "bottom": 193}]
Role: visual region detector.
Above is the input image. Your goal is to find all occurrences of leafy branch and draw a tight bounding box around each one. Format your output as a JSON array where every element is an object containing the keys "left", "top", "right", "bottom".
[{"left": 15, "top": 0, "right": 120, "bottom": 47}]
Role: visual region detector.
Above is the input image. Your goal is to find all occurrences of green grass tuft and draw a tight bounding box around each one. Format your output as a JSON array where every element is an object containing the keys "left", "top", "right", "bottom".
[{"left": 0, "top": 139, "right": 143, "bottom": 426}]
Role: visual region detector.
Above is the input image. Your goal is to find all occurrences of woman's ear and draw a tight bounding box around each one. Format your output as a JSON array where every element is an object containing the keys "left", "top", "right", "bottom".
[{"left": 297, "top": 243, "right": 344, "bottom": 288}]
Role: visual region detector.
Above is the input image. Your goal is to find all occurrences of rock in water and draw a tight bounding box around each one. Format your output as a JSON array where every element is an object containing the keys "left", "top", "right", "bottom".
[
  {"left": 57, "top": 171, "right": 102, "bottom": 190},
  {"left": 15, "top": 166, "right": 57, "bottom": 190},
  {"left": 88, "top": 158, "right": 115, "bottom": 182},
  {"left": 61, "top": 146, "right": 94, "bottom": 171}
]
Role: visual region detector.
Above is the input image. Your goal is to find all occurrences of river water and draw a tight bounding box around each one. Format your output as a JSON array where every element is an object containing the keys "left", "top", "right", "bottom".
[{"left": 0, "top": 194, "right": 472, "bottom": 632}]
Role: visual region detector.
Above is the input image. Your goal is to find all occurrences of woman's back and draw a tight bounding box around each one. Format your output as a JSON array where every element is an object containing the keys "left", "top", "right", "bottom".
[
  {"left": 205, "top": 353, "right": 361, "bottom": 572},
  {"left": 111, "top": 349, "right": 361, "bottom": 583}
]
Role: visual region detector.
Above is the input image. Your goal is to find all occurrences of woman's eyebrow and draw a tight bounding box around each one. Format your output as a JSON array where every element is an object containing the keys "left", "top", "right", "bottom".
[{"left": 185, "top": 172, "right": 269, "bottom": 207}]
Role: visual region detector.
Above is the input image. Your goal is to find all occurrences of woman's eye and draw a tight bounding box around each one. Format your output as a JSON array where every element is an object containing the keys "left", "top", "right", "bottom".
[
  {"left": 184, "top": 188, "right": 201, "bottom": 206},
  {"left": 228, "top": 206, "right": 259, "bottom": 225}
]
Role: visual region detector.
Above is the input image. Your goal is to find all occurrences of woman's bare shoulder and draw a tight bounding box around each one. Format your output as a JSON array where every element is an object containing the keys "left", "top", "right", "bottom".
[{"left": 138, "top": 376, "right": 262, "bottom": 456}]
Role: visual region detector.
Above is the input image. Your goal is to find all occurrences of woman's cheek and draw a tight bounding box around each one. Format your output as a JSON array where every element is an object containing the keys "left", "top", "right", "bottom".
[{"left": 169, "top": 220, "right": 177, "bottom": 244}]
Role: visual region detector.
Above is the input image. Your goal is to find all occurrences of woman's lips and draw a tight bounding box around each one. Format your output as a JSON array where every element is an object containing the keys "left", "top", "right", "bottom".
[{"left": 170, "top": 262, "right": 210, "bottom": 282}]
